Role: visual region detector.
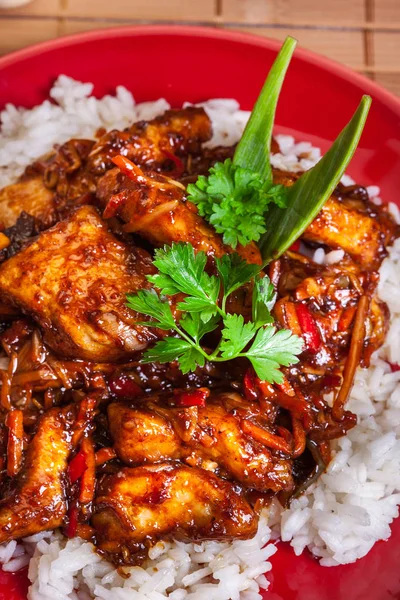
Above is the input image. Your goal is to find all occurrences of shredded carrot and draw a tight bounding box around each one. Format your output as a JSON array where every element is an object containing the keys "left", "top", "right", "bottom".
[
  {"left": 268, "top": 259, "right": 281, "bottom": 288},
  {"left": 318, "top": 440, "right": 331, "bottom": 465},
  {"left": 72, "top": 394, "right": 99, "bottom": 447},
  {"left": 274, "top": 390, "right": 310, "bottom": 420},
  {"left": 111, "top": 155, "right": 148, "bottom": 184},
  {"left": 241, "top": 419, "right": 292, "bottom": 454},
  {"left": 44, "top": 389, "right": 55, "bottom": 410},
  {"left": 6, "top": 409, "right": 24, "bottom": 477},
  {"left": 333, "top": 295, "right": 369, "bottom": 420},
  {"left": 276, "top": 377, "right": 296, "bottom": 397},
  {"left": 291, "top": 416, "right": 306, "bottom": 458},
  {"left": 95, "top": 447, "right": 117, "bottom": 466},
  {"left": 79, "top": 437, "right": 96, "bottom": 505},
  {"left": 283, "top": 302, "right": 302, "bottom": 336},
  {"left": 1, "top": 352, "right": 17, "bottom": 410},
  {"left": 338, "top": 305, "right": 357, "bottom": 332}
]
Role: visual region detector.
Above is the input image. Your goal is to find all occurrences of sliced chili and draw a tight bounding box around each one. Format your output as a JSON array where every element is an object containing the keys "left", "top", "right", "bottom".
[
  {"left": 295, "top": 303, "right": 322, "bottom": 354},
  {"left": 174, "top": 388, "right": 210, "bottom": 407}
]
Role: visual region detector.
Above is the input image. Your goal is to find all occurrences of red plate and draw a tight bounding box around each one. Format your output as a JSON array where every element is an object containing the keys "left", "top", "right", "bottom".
[{"left": 0, "top": 25, "right": 400, "bottom": 600}]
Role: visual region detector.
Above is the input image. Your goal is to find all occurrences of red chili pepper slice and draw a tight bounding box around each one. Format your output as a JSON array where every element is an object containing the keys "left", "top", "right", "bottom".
[
  {"left": 321, "top": 374, "right": 342, "bottom": 389},
  {"left": 295, "top": 303, "right": 322, "bottom": 354},
  {"left": 162, "top": 150, "right": 185, "bottom": 178},
  {"left": 174, "top": 388, "right": 210, "bottom": 407},
  {"left": 289, "top": 240, "right": 300, "bottom": 252},
  {"left": 111, "top": 155, "right": 148, "bottom": 184},
  {"left": 108, "top": 373, "right": 142, "bottom": 399},
  {"left": 68, "top": 449, "right": 87, "bottom": 484},
  {"left": 243, "top": 368, "right": 260, "bottom": 402},
  {"left": 389, "top": 362, "right": 400, "bottom": 373},
  {"left": 103, "top": 192, "right": 126, "bottom": 219},
  {"left": 65, "top": 503, "right": 79, "bottom": 539}
]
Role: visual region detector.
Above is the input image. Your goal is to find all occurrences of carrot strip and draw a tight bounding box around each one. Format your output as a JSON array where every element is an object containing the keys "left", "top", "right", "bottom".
[
  {"left": 275, "top": 390, "right": 310, "bottom": 420},
  {"left": 241, "top": 419, "right": 292, "bottom": 454},
  {"left": 95, "top": 447, "right": 117, "bottom": 466},
  {"left": 333, "top": 295, "right": 369, "bottom": 421},
  {"left": 1, "top": 352, "right": 17, "bottom": 410},
  {"left": 291, "top": 416, "right": 306, "bottom": 458},
  {"left": 72, "top": 394, "right": 99, "bottom": 447},
  {"left": 79, "top": 437, "right": 96, "bottom": 505},
  {"left": 6, "top": 409, "right": 24, "bottom": 476},
  {"left": 276, "top": 377, "right": 296, "bottom": 397},
  {"left": 283, "top": 302, "right": 302, "bottom": 336},
  {"left": 338, "top": 305, "right": 357, "bottom": 332}
]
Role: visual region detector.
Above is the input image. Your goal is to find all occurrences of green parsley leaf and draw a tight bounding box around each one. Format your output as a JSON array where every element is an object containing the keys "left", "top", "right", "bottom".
[
  {"left": 252, "top": 276, "right": 276, "bottom": 328},
  {"left": 178, "top": 347, "right": 206, "bottom": 374},
  {"left": 147, "top": 272, "right": 181, "bottom": 296},
  {"left": 176, "top": 296, "right": 218, "bottom": 317},
  {"left": 216, "top": 253, "right": 261, "bottom": 299},
  {"left": 126, "top": 289, "right": 175, "bottom": 330},
  {"left": 151, "top": 242, "right": 220, "bottom": 305},
  {"left": 244, "top": 327, "right": 304, "bottom": 383},
  {"left": 126, "top": 242, "right": 303, "bottom": 383},
  {"left": 179, "top": 312, "right": 220, "bottom": 343},
  {"left": 220, "top": 314, "right": 257, "bottom": 358},
  {"left": 187, "top": 159, "right": 288, "bottom": 248},
  {"left": 142, "top": 338, "right": 193, "bottom": 364}
]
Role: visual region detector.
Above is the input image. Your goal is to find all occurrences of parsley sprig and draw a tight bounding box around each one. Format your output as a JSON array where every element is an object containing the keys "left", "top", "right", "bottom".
[
  {"left": 187, "top": 159, "right": 287, "bottom": 248},
  {"left": 126, "top": 242, "right": 303, "bottom": 383}
]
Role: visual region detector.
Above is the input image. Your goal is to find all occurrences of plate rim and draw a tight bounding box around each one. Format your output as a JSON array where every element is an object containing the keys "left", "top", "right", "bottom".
[{"left": 0, "top": 24, "right": 399, "bottom": 115}]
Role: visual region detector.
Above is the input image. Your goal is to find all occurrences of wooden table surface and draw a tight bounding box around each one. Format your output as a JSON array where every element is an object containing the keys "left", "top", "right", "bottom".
[{"left": 0, "top": 0, "right": 399, "bottom": 96}]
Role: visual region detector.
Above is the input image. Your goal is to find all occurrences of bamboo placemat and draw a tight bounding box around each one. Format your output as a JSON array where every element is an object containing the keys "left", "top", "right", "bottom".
[{"left": 0, "top": 0, "right": 399, "bottom": 96}]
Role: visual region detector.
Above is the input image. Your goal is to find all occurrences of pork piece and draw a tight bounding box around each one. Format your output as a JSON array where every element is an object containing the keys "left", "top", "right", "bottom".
[
  {"left": 0, "top": 177, "right": 55, "bottom": 229},
  {"left": 0, "top": 405, "right": 74, "bottom": 542},
  {"left": 273, "top": 252, "right": 388, "bottom": 369},
  {"left": 97, "top": 165, "right": 262, "bottom": 265},
  {"left": 107, "top": 392, "right": 294, "bottom": 493},
  {"left": 0, "top": 205, "right": 160, "bottom": 361},
  {"left": 87, "top": 107, "right": 212, "bottom": 175},
  {"left": 0, "top": 212, "right": 40, "bottom": 266},
  {"left": 273, "top": 169, "right": 399, "bottom": 270},
  {"left": 0, "top": 139, "right": 96, "bottom": 232},
  {"left": 92, "top": 463, "right": 258, "bottom": 564},
  {"left": 34, "top": 138, "right": 97, "bottom": 216}
]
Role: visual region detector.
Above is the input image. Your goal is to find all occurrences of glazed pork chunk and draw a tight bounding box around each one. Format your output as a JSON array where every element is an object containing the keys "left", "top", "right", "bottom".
[
  {"left": 92, "top": 464, "right": 258, "bottom": 565},
  {"left": 0, "top": 177, "right": 56, "bottom": 229},
  {"left": 273, "top": 251, "right": 388, "bottom": 368},
  {"left": 0, "top": 205, "right": 160, "bottom": 361},
  {"left": 97, "top": 162, "right": 262, "bottom": 265},
  {"left": 273, "top": 169, "right": 399, "bottom": 270},
  {"left": 87, "top": 107, "right": 212, "bottom": 174},
  {"left": 0, "top": 405, "right": 74, "bottom": 543},
  {"left": 107, "top": 394, "right": 294, "bottom": 493}
]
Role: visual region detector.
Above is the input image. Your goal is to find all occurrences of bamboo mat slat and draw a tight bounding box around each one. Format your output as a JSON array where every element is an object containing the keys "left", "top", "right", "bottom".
[
  {"left": 221, "top": 0, "right": 366, "bottom": 24},
  {"left": 0, "top": 0, "right": 399, "bottom": 96},
  {"left": 374, "top": 32, "right": 400, "bottom": 70},
  {"left": 374, "top": 0, "right": 399, "bottom": 22},
  {"left": 62, "top": 0, "right": 216, "bottom": 21},
  {"left": 225, "top": 26, "right": 365, "bottom": 69}
]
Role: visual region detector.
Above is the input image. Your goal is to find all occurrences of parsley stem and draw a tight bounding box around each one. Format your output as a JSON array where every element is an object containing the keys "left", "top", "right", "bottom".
[{"left": 172, "top": 324, "right": 213, "bottom": 362}]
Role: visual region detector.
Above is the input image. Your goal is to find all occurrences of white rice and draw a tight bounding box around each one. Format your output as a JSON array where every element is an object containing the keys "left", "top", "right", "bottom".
[{"left": 0, "top": 76, "right": 400, "bottom": 598}]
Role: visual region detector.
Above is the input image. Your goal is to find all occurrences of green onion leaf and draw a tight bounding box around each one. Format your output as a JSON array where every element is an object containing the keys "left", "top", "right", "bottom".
[
  {"left": 259, "top": 95, "right": 372, "bottom": 263},
  {"left": 233, "top": 36, "right": 297, "bottom": 182}
]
